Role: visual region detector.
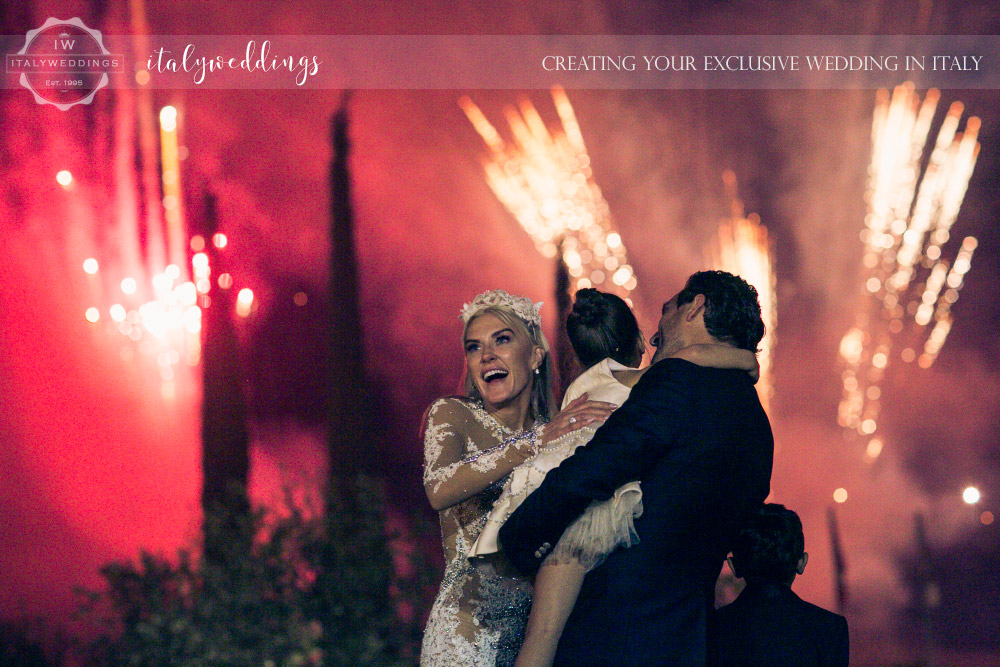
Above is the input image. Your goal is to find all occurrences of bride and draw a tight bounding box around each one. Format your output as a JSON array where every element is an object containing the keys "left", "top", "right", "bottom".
[
  {"left": 468, "top": 289, "right": 758, "bottom": 667},
  {"left": 419, "top": 290, "right": 614, "bottom": 667}
]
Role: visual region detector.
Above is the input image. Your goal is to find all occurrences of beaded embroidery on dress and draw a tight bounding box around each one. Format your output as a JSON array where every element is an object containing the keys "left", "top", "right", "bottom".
[{"left": 420, "top": 397, "right": 536, "bottom": 667}]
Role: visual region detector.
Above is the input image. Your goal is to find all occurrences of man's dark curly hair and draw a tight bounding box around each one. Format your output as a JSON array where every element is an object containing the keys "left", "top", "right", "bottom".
[
  {"left": 676, "top": 270, "right": 764, "bottom": 352},
  {"left": 730, "top": 503, "right": 804, "bottom": 584}
]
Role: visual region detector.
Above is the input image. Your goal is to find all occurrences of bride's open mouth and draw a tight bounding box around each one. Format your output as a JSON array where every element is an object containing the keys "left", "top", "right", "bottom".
[{"left": 482, "top": 369, "right": 509, "bottom": 383}]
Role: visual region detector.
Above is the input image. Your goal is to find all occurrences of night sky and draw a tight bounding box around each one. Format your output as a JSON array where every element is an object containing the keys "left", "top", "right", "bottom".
[{"left": 2, "top": 1, "right": 999, "bottom": 665}]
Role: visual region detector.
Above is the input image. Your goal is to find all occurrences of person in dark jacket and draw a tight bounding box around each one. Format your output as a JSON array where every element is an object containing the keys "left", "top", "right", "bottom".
[
  {"left": 709, "top": 503, "right": 849, "bottom": 667},
  {"left": 499, "top": 270, "right": 774, "bottom": 667}
]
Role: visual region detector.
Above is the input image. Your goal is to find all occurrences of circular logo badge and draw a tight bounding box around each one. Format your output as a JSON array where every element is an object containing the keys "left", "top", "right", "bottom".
[{"left": 15, "top": 17, "right": 119, "bottom": 110}]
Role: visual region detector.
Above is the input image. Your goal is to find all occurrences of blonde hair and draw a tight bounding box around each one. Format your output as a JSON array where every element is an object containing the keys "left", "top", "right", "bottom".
[{"left": 461, "top": 305, "right": 555, "bottom": 422}]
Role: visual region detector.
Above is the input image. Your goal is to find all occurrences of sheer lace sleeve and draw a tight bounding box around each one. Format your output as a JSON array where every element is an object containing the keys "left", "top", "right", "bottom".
[{"left": 422, "top": 398, "right": 541, "bottom": 512}]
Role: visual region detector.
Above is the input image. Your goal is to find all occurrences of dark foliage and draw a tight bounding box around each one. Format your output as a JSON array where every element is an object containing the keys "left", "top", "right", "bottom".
[{"left": 78, "top": 474, "right": 433, "bottom": 667}]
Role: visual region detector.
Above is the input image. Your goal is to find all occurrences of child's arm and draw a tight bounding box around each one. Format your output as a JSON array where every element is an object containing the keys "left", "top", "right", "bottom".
[
  {"left": 514, "top": 560, "right": 587, "bottom": 667},
  {"left": 671, "top": 344, "right": 760, "bottom": 382}
]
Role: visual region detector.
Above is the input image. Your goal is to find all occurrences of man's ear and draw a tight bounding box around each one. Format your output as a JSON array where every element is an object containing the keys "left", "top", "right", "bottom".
[
  {"left": 684, "top": 294, "right": 706, "bottom": 322},
  {"left": 796, "top": 552, "right": 808, "bottom": 576}
]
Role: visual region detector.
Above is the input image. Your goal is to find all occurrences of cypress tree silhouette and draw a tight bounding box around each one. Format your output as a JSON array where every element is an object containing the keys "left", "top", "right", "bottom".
[
  {"left": 326, "top": 93, "right": 369, "bottom": 480},
  {"left": 554, "top": 249, "right": 580, "bottom": 401},
  {"left": 198, "top": 191, "right": 251, "bottom": 561}
]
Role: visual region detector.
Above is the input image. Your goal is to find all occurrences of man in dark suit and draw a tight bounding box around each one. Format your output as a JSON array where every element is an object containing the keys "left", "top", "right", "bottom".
[
  {"left": 499, "top": 270, "right": 774, "bottom": 666},
  {"left": 709, "top": 504, "right": 849, "bottom": 667}
]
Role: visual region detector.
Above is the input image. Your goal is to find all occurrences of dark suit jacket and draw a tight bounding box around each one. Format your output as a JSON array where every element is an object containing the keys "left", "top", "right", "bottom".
[
  {"left": 709, "top": 581, "right": 849, "bottom": 667},
  {"left": 498, "top": 358, "right": 773, "bottom": 667}
]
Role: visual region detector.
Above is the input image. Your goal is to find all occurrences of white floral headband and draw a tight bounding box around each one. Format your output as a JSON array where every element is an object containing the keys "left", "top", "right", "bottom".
[{"left": 459, "top": 289, "right": 543, "bottom": 327}]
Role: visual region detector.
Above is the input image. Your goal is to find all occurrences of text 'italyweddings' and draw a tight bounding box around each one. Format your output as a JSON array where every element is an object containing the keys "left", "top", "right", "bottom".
[{"left": 147, "top": 40, "right": 322, "bottom": 85}]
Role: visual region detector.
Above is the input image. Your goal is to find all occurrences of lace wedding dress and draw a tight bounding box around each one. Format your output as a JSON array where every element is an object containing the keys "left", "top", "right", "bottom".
[
  {"left": 469, "top": 358, "right": 643, "bottom": 571},
  {"left": 420, "top": 397, "right": 537, "bottom": 667}
]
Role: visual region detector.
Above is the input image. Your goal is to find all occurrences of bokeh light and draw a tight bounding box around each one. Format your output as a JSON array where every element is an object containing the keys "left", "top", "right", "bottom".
[
  {"left": 177, "top": 282, "right": 198, "bottom": 306},
  {"left": 56, "top": 170, "right": 72, "bottom": 187},
  {"left": 236, "top": 288, "right": 254, "bottom": 318},
  {"left": 866, "top": 437, "right": 884, "bottom": 459},
  {"left": 159, "top": 105, "right": 178, "bottom": 133},
  {"left": 833, "top": 488, "right": 849, "bottom": 504},
  {"left": 82, "top": 258, "right": 99, "bottom": 274},
  {"left": 963, "top": 486, "right": 981, "bottom": 504},
  {"left": 192, "top": 253, "right": 210, "bottom": 271}
]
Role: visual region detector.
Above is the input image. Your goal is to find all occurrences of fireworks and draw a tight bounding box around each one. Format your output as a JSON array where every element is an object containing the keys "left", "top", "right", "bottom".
[
  {"left": 84, "top": 258, "right": 202, "bottom": 363},
  {"left": 706, "top": 171, "right": 777, "bottom": 411},
  {"left": 838, "top": 83, "right": 980, "bottom": 446},
  {"left": 460, "top": 88, "right": 637, "bottom": 301},
  {"left": 82, "top": 105, "right": 204, "bottom": 399},
  {"left": 160, "top": 105, "right": 187, "bottom": 269}
]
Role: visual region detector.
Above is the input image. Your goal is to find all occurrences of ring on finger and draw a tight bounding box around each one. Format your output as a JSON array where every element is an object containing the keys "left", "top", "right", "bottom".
[{"left": 568, "top": 416, "right": 577, "bottom": 424}]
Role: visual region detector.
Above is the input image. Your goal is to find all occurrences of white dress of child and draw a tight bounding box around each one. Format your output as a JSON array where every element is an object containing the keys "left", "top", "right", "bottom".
[{"left": 468, "top": 358, "right": 642, "bottom": 570}]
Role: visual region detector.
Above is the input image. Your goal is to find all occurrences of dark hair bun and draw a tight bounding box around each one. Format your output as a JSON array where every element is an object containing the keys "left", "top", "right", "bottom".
[
  {"left": 566, "top": 288, "right": 641, "bottom": 369},
  {"left": 568, "top": 288, "right": 605, "bottom": 328}
]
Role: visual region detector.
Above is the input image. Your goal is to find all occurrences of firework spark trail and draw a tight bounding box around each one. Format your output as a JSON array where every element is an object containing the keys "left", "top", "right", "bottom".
[
  {"left": 160, "top": 105, "right": 188, "bottom": 271},
  {"left": 460, "top": 88, "right": 637, "bottom": 302},
  {"left": 83, "top": 105, "right": 205, "bottom": 400},
  {"left": 706, "top": 171, "right": 777, "bottom": 411},
  {"left": 838, "top": 84, "right": 980, "bottom": 451}
]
